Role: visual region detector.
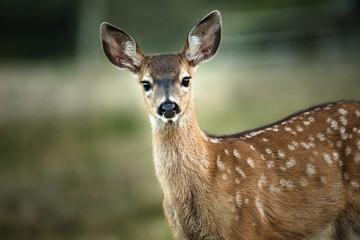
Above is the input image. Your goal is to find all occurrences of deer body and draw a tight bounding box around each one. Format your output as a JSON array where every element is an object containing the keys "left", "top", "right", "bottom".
[{"left": 100, "top": 11, "right": 360, "bottom": 240}]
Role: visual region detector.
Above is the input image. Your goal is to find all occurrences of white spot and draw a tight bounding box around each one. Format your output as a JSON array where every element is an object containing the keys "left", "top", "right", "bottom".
[
  {"left": 326, "top": 128, "right": 333, "bottom": 135},
  {"left": 245, "top": 134, "right": 252, "bottom": 139},
  {"left": 286, "top": 158, "right": 296, "bottom": 168},
  {"left": 235, "top": 178, "right": 240, "bottom": 184},
  {"left": 353, "top": 127, "right": 358, "bottom": 133},
  {"left": 308, "top": 142, "right": 316, "bottom": 148},
  {"left": 284, "top": 126, "right": 292, "bottom": 132},
  {"left": 296, "top": 125, "right": 304, "bottom": 132},
  {"left": 356, "top": 110, "right": 360, "bottom": 118},
  {"left": 323, "top": 153, "right": 332, "bottom": 165},
  {"left": 233, "top": 149, "right": 241, "bottom": 159},
  {"left": 306, "top": 164, "right": 315, "bottom": 175},
  {"left": 217, "top": 155, "right": 225, "bottom": 170},
  {"left": 339, "top": 116, "right": 348, "bottom": 126},
  {"left": 316, "top": 133, "right": 326, "bottom": 141},
  {"left": 357, "top": 140, "right": 360, "bottom": 150},
  {"left": 262, "top": 138, "right": 268, "bottom": 142},
  {"left": 303, "top": 121, "right": 311, "bottom": 126},
  {"left": 351, "top": 180, "right": 359, "bottom": 188},
  {"left": 280, "top": 179, "right": 294, "bottom": 189},
  {"left": 278, "top": 150, "right": 286, "bottom": 159},
  {"left": 255, "top": 197, "right": 265, "bottom": 219},
  {"left": 320, "top": 176, "right": 327, "bottom": 184},
  {"left": 313, "top": 150, "right": 319, "bottom": 156},
  {"left": 235, "top": 191, "right": 242, "bottom": 207},
  {"left": 260, "top": 154, "right": 265, "bottom": 161},
  {"left": 345, "top": 147, "right": 352, "bottom": 156},
  {"left": 224, "top": 149, "right": 229, "bottom": 155},
  {"left": 354, "top": 153, "right": 360, "bottom": 163},
  {"left": 210, "top": 138, "right": 220, "bottom": 143},
  {"left": 258, "top": 175, "right": 267, "bottom": 189},
  {"left": 244, "top": 198, "right": 249, "bottom": 205},
  {"left": 339, "top": 160, "right": 344, "bottom": 167},
  {"left": 329, "top": 119, "right": 339, "bottom": 130},
  {"left": 235, "top": 166, "right": 246, "bottom": 179},
  {"left": 309, "top": 117, "right": 315, "bottom": 122},
  {"left": 247, "top": 158, "right": 255, "bottom": 168},
  {"left": 340, "top": 127, "right": 348, "bottom": 140},
  {"left": 267, "top": 161, "right": 275, "bottom": 169},
  {"left": 288, "top": 144, "right": 295, "bottom": 151},
  {"left": 272, "top": 128, "right": 279, "bottom": 132},
  {"left": 338, "top": 108, "right": 348, "bottom": 115},
  {"left": 304, "top": 111, "right": 310, "bottom": 115},
  {"left": 227, "top": 168, "right": 231, "bottom": 174},
  {"left": 336, "top": 141, "right": 343, "bottom": 148},
  {"left": 222, "top": 174, "right": 228, "bottom": 180},
  {"left": 265, "top": 148, "right": 272, "bottom": 154},
  {"left": 300, "top": 177, "right": 308, "bottom": 187},
  {"left": 332, "top": 152, "right": 339, "bottom": 161},
  {"left": 269, "top": 185, "right": 281, "bottom": 193},
  {"left": 250, "top": 145, "right": 256, "bottom": 150},
  {"left": 300, "top": 141, "right": 310, "bottom": 149},
  {"left": 280, "top": 165, "right": 287, "bottom": 171}
]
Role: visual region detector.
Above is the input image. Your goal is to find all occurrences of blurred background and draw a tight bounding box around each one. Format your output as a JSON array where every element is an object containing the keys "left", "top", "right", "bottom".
[{"left": 1, "top": 0, "right": 359, "bottom": 239}]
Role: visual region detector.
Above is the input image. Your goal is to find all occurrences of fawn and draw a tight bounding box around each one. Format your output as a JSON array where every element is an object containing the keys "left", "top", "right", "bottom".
[{"left": 100, "top": 10, "right": 360, "bottom": 240}]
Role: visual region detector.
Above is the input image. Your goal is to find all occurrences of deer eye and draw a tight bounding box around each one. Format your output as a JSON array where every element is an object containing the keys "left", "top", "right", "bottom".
[
  {"left": 182, "top": 77, "right": 191, "bottom": 87},
  {"left": 141, "top": 81, "right": 152, "bottom": 91}
]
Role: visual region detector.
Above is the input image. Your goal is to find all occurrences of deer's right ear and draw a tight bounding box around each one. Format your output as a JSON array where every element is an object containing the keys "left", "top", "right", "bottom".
[{"left": 100, "top": 23, "right": 145, "bottom": 74}]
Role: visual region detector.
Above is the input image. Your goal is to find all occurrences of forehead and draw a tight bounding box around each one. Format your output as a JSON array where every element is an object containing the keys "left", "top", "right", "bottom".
[{"left": 143, "top": 54, "right": 185, "bottom": 80}]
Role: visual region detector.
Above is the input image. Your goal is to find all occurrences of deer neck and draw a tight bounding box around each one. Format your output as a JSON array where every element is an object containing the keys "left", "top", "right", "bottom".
[{"left": 150, "top": 104, "right": 210, "bottom": 195}]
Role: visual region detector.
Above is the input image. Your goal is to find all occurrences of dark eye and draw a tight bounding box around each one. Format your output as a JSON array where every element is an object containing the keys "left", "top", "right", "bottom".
[
  {"left": 141, "top": 81, "right": 152, "bottom": 91},
  {"left": 182, "top": 77, "right": 191, "bottom": 87}
]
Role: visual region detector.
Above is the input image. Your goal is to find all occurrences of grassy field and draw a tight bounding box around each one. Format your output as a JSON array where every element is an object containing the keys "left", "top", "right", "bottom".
[{"left": 1, "top": 49, "right": 359, "bottom": 239}]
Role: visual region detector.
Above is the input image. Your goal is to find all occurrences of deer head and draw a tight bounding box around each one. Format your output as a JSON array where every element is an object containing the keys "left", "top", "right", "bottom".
[{"left": 100, "top": 11, "right": 221, "bottom": 125}]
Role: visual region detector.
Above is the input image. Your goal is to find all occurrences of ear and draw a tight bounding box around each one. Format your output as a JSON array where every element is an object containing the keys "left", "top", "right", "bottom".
[
  {"left": 100, "top": 22, "right": 145, "bottom": 74},
  {"left": 181, "top": 10, "right": 222, "bottom": 66}
]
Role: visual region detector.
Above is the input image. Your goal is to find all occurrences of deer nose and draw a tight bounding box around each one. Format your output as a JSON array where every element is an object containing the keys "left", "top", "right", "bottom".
[{"left": 158, "top": 100, "right": 180, "bottom": 118}]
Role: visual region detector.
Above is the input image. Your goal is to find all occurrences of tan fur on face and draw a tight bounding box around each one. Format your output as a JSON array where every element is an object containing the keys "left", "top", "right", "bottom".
[{"left": 137, "top": 54, "right": 195, "bottom": 124}]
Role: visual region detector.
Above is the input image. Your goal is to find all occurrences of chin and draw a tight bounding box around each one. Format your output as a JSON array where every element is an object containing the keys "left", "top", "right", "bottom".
[
  {"left": 160, "top": 115, "right": 179, "bottom": 124},
  {"left": 149, "top": 114, "right": 181, "bottom": 129}
]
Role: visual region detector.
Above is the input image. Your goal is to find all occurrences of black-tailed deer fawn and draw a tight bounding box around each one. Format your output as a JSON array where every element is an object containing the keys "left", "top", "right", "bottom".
[{"left": 100, "top": 10, "right": 360, "bottom": 240}]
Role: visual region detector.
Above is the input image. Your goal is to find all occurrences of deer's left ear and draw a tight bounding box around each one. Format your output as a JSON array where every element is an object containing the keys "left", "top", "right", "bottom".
[{"left": 181, "top": 10, "right": 222, "bottom": 66}]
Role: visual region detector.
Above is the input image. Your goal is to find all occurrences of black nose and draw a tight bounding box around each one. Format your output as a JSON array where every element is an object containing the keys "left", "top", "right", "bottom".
[{"left": 158, "top": 100, "right": 180, "bottom": 118}]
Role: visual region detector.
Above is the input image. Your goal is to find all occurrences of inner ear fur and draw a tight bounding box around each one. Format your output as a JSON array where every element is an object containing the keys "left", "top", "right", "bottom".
[{"left": 181, "top": 10, "right": 222, "bottom": 66}]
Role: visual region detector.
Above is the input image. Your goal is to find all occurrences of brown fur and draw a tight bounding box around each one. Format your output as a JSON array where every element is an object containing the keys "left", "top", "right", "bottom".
[{"left": 100, "top": 11, "right": 360, "bottom": 240}]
